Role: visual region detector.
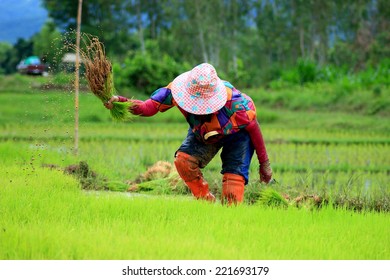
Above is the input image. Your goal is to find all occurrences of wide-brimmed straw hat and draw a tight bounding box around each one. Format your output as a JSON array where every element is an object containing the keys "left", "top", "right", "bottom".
[{"left": 171, "top": 63, "right": 227, "bottom": 115}]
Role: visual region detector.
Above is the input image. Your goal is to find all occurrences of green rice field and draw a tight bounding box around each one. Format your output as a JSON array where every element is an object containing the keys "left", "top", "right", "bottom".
[
  {"left": 0, "top": 82, "right": 389, "bottom": 259},
  {"left": 1, "top": 166, "right": 389, "bottom": 259}
]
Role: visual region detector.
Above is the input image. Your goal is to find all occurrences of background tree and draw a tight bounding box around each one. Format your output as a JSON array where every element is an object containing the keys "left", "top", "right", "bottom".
[
  {"left": 32, "top": 20, "right": 63, "bottom": 70},
  {"left": 0, "top": 42, "right": 16, "bottom": 74},
  {"left": 13, "top": 38, "right": 33, "bottom": 62},
  {"left": 35, "top": 0, "right": 389, "bottom": 88},
  {"left": 42, "top": 0, "right": 133, "bottom": 55}
]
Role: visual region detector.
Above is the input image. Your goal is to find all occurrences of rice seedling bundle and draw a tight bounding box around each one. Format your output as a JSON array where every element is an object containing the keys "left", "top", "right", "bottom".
[
  {"left": 80, "top": 36, "right": 132, "bottom": 121},
  {"left": 259, "top": 188, "right": 289, "bottom": 208},
  {"left": 127, "top": 161, "right": 188, "bottom": 195}
]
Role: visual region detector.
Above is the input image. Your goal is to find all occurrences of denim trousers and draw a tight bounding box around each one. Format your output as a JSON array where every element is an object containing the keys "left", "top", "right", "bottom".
[{"left": 176, "top": 128, "right": 254, "bottom": 184}]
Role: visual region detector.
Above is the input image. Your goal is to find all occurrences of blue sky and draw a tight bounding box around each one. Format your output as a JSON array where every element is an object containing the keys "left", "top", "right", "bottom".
[{"left": 0, "top": 0, "right": 48, "bottom": 44}]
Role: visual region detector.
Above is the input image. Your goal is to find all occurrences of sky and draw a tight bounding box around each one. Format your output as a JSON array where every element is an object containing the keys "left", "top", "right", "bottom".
[{"left": 0, "top": 0, "right": 48, "bottom": 44}]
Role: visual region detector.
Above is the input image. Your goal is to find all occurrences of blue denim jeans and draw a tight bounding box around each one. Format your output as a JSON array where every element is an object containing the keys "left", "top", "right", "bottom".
[{"left": 176, "top": 128, "right": 254, "bottom": 184}]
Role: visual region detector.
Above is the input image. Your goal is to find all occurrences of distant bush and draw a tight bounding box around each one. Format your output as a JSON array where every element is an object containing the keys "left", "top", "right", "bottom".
[
  {"left": 113, "top": 41, "right": 189, "bottom": 95},
  {"left": 268, "top": 57, "right": 389, "bottom": 90},
  {"left": 225, "top": 58, "right": 255, "bottom": 89},
  {"left": 269, "top": 58, "right": 321, "bottom": 86},
  {"left": 0, "top": 74, "right": 47, "bottom": 93},
  {"left": 297, "top": 58, "right": 318, "bottom": 84},
  {"left": 50, "top": 72, "right": 74, "bottom": 85},
  {"left": 248, "top": 77, "right": 389, "bottom": 116}
]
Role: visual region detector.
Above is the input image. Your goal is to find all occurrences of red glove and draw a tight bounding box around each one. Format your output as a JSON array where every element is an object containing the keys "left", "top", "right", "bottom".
[{"left": 259, "top": 160, "right": 272, "bottom": 183}]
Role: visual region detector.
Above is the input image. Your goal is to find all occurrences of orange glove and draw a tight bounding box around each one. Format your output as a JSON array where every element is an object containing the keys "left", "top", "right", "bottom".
[{"left": 259, "top": 160, "right": 272, "bottom": 183}]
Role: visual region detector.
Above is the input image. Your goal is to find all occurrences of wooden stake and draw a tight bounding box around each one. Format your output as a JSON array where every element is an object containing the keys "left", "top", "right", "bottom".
[{"left": 74, "top": 0, "right": 83, "bottom": 156}]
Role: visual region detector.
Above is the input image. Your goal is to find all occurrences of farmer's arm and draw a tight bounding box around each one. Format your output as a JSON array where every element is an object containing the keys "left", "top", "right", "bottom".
[
  {"left": 245, "top": 120, "right": 268, "bottom": 164},
  {"left": 105, "top": 86, "right": 174, "bottom": 116},
  {"left": 129, "top": 99, "right": 159, "bottom": 116},
  {"left": 245, "top": 120, "right": 272, "bottom": 183}
]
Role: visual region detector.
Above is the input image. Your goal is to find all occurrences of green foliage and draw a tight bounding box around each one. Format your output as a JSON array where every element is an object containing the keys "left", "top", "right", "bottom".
[
  {"left": 225, "top": 58, "right": 253, "bottom": 89},
  {"left": 0, "top": 42, "right": 19, "bottom": 74},
  {"left": 1, "top": 0, "right": 388, "bottom": 90},
  {"left": 114, "top": 42, "right": 188, "bottom": 95},
  {"left": 0, "top": 74, "right": 48, "bottom": 93},
  {"left": 297, "top": 58, "right": 318, "bottom": 84},
  {"left": 268, "top": 58, "right": 321, "bottom": 86},
  {"left": 248, "top": 81, "right": 390, "bottom": 116},
  {"left": 268, "top": 58, "right": 389, "bottom": 104},
  {"left": 262, "top": 64, "right": 284, "bottom": 85},
  {"left": 328, "top": 41, "right": 359, "bottom": 68},
  {"left": 369, "top": 31, "right": 390, "bottom": 65},
  {"left": 49, "top": 72, "right": 74, "bottom": 85},
  {"left": 32, "top": 20, "right": 63, "bottom": 69},
  {"left": 0, "top": 43, "right": 13, "bottom": 74}
]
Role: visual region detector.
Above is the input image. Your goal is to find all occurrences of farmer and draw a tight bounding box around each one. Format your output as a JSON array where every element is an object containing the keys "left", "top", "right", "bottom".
[{"left": 104, "top": 63, "right": 272, "bottom": 205}]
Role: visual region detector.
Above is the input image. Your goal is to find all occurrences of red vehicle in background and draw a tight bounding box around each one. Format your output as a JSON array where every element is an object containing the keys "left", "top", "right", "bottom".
[{"left": 17, "top": 56, "right": 47, "bottom": 75}]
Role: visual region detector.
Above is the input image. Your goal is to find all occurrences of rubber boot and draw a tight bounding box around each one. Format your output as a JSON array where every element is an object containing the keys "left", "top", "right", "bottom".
[
  {"left": 174, "top": 152, "right": 216, "bottom": 202},
  {"left": 221, "top": 173, "right": 245, "bottom": 206}
]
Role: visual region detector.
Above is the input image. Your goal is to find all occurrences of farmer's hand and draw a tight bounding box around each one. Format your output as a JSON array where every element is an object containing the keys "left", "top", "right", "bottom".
[
  {"left": 104, "top": 96, "right": 119, "bottom": 110},
  {"left": 259, "top": 160, "right": 272, "bottom": 184},
  {"left": 128, "top": 99, "right": 142, "bottom": 114}
]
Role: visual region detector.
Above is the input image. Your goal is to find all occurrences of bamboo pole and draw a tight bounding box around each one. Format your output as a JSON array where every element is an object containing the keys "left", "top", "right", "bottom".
[{"left": 74, "top": 0, "right": 83, "bottom": 156}]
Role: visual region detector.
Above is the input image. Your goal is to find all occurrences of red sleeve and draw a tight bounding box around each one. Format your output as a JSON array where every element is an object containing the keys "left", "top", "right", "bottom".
[
  {"left": 245, "top": 120, "right": 269, "bottom": 164},
  {"left": 129, "top": 99, "right": 159, "bottom": 117}
]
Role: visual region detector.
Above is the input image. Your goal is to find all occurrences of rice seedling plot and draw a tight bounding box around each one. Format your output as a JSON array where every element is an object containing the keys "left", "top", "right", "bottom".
[
  {"left": 0, "top": 89, "right": 389, "bottom": 259},
  {"left": 1, "top": 127, "right": 389, "bottom": 210},
  {"left": 0, "top": 166, "right": 389, "bottom": 260}
]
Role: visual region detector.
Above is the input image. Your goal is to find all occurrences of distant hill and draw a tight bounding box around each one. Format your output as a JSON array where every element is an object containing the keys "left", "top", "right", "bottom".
[{"left": 0, "top": 0, "right": 48, "bottom": 45}]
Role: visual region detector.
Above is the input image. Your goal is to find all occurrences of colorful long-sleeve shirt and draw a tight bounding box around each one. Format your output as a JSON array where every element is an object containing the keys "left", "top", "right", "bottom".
[{"left": 119, "top": 81, "right": 269, "bottom": 164}]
